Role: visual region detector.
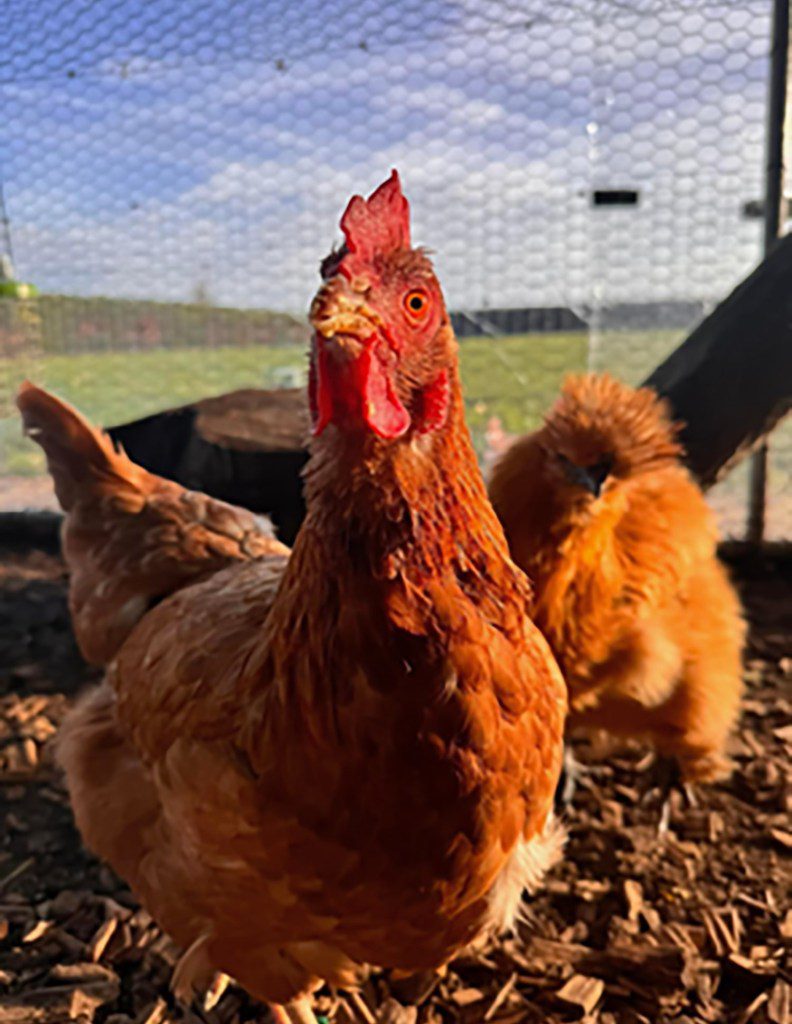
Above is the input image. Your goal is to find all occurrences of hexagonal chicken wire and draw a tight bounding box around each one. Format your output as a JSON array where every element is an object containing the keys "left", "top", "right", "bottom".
[{"left": 0, "top": 0, "right": 788, "bottom": 538}]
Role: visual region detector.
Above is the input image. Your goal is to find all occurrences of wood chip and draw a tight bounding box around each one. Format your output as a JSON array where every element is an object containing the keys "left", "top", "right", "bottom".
[
  {"left": 48, "top": 962, "right": 118, "bottom": 985},
  {"left": 574, "top": 879, "right": 611, "bottom": 900},
  {"left": 726, "top": 952, "right": 777, "bottom": 980},
  {"left": 0, "top": 1002, "right": 71, "bottom": 1023},
  {"left": 51, "top": 927, "right": 87, "bottom": 957},
  {"left": 100, "top": 896, "right": 133, "bottom": 920},
  {"left": 334, "top": 1000, "right": 358, "bottom": 1024},
  {"left": 623, "top": 879, "right": 643, "bottom": 922},
  {"left": 29, "top": 716, "right": 57, "bottom": 741},
  {"left": 555, "top": 975, "right": 605, "bottom": 1017},
  {"left": 202, "top": 971, "right": 231, "bottom": 1012},
  {"left": 20, "top": 738, "right": 38, "bottom": 769},
  {"left": 483, "top": 973, "right": 518, "bottom": 1021},
  {"left": 736, "top": 992, "right": 770, "bottom": 1024},
  {"left": 483, "top": 1012, "right": 536, "bottom": 1024},
  {"left": 769, "top": 980, "right": 791, "bottom": 1024},
  {"left": 677, "top": 809, "right": 724, "bottom": 842},
  {"left": 1, "top": 979, "right": 119, "bottom": 1019},
  {"left": 736, "top": 892, "right": 775, "bottom": 914},
  {"left": 526, "top": 936, "right": 599, "bottom": 966},
  {"left": 105, "top": 920, "right": 133, "bottom": 961},
  {"left": 596, "top": 947, "right": 690, "bottom": 992},
  {"left": 451, "top": 987, "right": 486, "bottom": 1007},
  {"left": 21, "top": 920, "right": 52, "bottom": 944},
  {"left": 128, "top": 908, "right": 153, "bottom": 930},
  {"left": 0, "top": 857, "right": 34, "bottom": 893},
  {"left": 660, "top": 922, "right": 707, "bottom": 954},
  {"left": 7, "top": 697, "right": 48, "bottom": 723},
  {"left": 768, "top": 828, "right": 792, "bottom": 850},
  {"left": 702, "top": 906, "right": 742, "bottom": 956},
  {"left": 69, "top": 980, "right": 121, "bottom": 1014},
  {"left": 377, "top": 998, "right": 418, "bottom": 1024},
  {"left": 88, "top": 916, "right": 118, "bottom": 962},
  {"left": 136, "top": 998, "right": 169, "bottom": 1024},
  {"left": 348, "top": 989, "right": 377, "bottom": 1024},
  {"left": 741, "top": 729, "right": 766, "bottom": 758}
]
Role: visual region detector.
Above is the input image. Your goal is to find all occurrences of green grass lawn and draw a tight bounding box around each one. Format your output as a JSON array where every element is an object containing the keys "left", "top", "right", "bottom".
[
  {"left": 3, "top": 328, "right": 790, "bottom": 542},
  {"left": 0, "top": 345, "right": 310, "bottom": 474},
  {"left": 0, "top": 329, "right": 684, "bottom": 476}
]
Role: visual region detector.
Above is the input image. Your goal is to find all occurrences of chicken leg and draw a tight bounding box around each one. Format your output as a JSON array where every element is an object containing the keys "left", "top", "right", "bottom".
[
  {"left": 554, "top": 744, "right": 585, "bottom": 808},
  {"left": 655, "top": 754, "right": 698, "bottom": 835}
]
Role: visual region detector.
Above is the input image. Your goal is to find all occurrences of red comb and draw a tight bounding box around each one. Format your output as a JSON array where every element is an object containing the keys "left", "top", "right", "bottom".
[{"left": 339, "top": 170, "right": 410, "bottom": 273}]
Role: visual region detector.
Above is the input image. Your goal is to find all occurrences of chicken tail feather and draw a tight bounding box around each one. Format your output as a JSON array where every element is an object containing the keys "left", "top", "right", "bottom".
[{"left": 17, "top": 381, "right": 145, "bottom": 511}]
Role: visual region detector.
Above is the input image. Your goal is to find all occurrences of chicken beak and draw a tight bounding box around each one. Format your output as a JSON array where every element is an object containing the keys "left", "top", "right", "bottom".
[
  {"left": 563, "top": 460, "right": 612, "bottom": 498},
  {"left": 308, "top": 279, "right": 410, "bottom": 441}
]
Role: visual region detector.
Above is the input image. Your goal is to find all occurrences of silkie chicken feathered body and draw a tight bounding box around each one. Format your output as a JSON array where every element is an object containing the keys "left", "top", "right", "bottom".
[
  {"left": 17, "top": 382, "right": 287, "bottom": 666},
  {"left": 29, "top": 173, "right": 566, "bottom": 1022},
  {"left": 489, "top": 373, "right": 744, "bottom": 783}
]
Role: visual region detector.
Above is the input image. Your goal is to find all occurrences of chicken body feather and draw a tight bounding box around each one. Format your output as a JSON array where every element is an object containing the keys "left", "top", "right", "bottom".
[
  {"left": 489, "top": 373, "right": 744, "bottom": 782},
  {"left": 17, "top": 382, "right": 287, "bottom": 665},
  {"left": 34, "top": 173, "right": 566, "bottom": 1015},
  {"left": 83, "top": 414, "right": 564, "bottom": 1001}
]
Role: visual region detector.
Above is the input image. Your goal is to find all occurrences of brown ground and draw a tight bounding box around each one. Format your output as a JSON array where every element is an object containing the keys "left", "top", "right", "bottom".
[{"left": 0, "top": 545, "right": 789, "bottom": 1024}]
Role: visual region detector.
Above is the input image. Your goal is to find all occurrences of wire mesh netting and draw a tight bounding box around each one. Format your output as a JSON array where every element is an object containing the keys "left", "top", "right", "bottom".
[{"left": 0, "top": 0, "right": 788, "bottom": 537}]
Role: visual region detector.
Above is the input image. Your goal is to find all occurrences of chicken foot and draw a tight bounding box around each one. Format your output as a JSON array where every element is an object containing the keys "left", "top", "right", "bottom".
[
  {"left": 554, "top": 744, "right": 588, "bottom": 809},
  {"left": 654, "top": 754, "right": 698, "bottom": 835}
]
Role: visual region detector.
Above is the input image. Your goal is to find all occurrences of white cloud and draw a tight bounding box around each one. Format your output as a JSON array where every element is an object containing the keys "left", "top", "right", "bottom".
[{"left": 3, "top": 0, "right": 770, "bottom": 317}]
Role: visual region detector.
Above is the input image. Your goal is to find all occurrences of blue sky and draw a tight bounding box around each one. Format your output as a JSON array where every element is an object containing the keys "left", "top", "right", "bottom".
[{"left": 0, "top": 0, "right": 772, "bottom": 312}]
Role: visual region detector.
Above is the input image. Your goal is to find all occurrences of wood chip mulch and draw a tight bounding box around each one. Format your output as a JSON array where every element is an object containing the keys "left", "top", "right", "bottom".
[{"left": 0, "top": 545, "right": 789, "bottom": 1024}]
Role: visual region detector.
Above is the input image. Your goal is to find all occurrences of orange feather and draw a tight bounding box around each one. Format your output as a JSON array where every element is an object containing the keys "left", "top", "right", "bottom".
[
  {"left": 17, "top": 381, "right": 286, "bottom": 665},
  {"left": 490, "top": 372, "right": 744, "bottom": 782}
]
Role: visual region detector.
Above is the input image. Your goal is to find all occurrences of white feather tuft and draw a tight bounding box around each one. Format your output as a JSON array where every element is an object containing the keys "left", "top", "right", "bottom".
[{"left": 485, "top": 813, "right": 566, "bottom": 933}]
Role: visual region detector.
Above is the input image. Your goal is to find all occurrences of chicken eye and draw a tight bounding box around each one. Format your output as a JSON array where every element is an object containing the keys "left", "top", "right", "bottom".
[{"left": 404, "top": 290, "right": 429, "bottom": 318}]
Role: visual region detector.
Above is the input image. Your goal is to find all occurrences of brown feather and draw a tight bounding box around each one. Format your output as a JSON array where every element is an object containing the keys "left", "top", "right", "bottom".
[
  {"left": 18, "top": 382, "right": 287, "bottom": 664},
  {"left": 103, "top": 371, "right": 565, "bottom": 996}
]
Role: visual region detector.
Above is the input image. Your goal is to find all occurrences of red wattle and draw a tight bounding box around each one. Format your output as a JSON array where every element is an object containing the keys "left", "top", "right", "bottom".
[
  {"left": 359, "top": 347, "right": 411, "bottom": 439},
  {"left": 416, "top": 369, "right": 450, "bottom": 434},
  {"left": 310, "top": 340, "right": 410, "bottom": 440},
  {"left": 309, "top": 346, "right": 334, "bottom": 436}
]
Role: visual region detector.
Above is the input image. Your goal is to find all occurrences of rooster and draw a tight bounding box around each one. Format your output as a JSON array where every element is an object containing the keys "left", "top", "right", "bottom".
[
  {"left": 18, "top": 382, "right": 287, "bottom": 666},
  {"left": 24, "top": 172, "right": 566, "bottom": 1024},
  {"left": 489, "top": 373, "right": 744, "bottom": 792}
]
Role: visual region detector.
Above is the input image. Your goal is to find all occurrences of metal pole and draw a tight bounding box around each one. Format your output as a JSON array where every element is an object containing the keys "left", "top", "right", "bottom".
[{"left": 747, "top": 0, "right": 789, "bottom": 543}]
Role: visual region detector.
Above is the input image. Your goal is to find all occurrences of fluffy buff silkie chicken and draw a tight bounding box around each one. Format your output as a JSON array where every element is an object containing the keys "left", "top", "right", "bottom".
[
  {"left": 489, "top": 373, "right": 744, "bottom": 790},
  {"left": 17, "top": 382, "right": 287, "bottom": 666},
  {"left": 25, "top": 172, "right": 566, "bottom": 1024}
]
